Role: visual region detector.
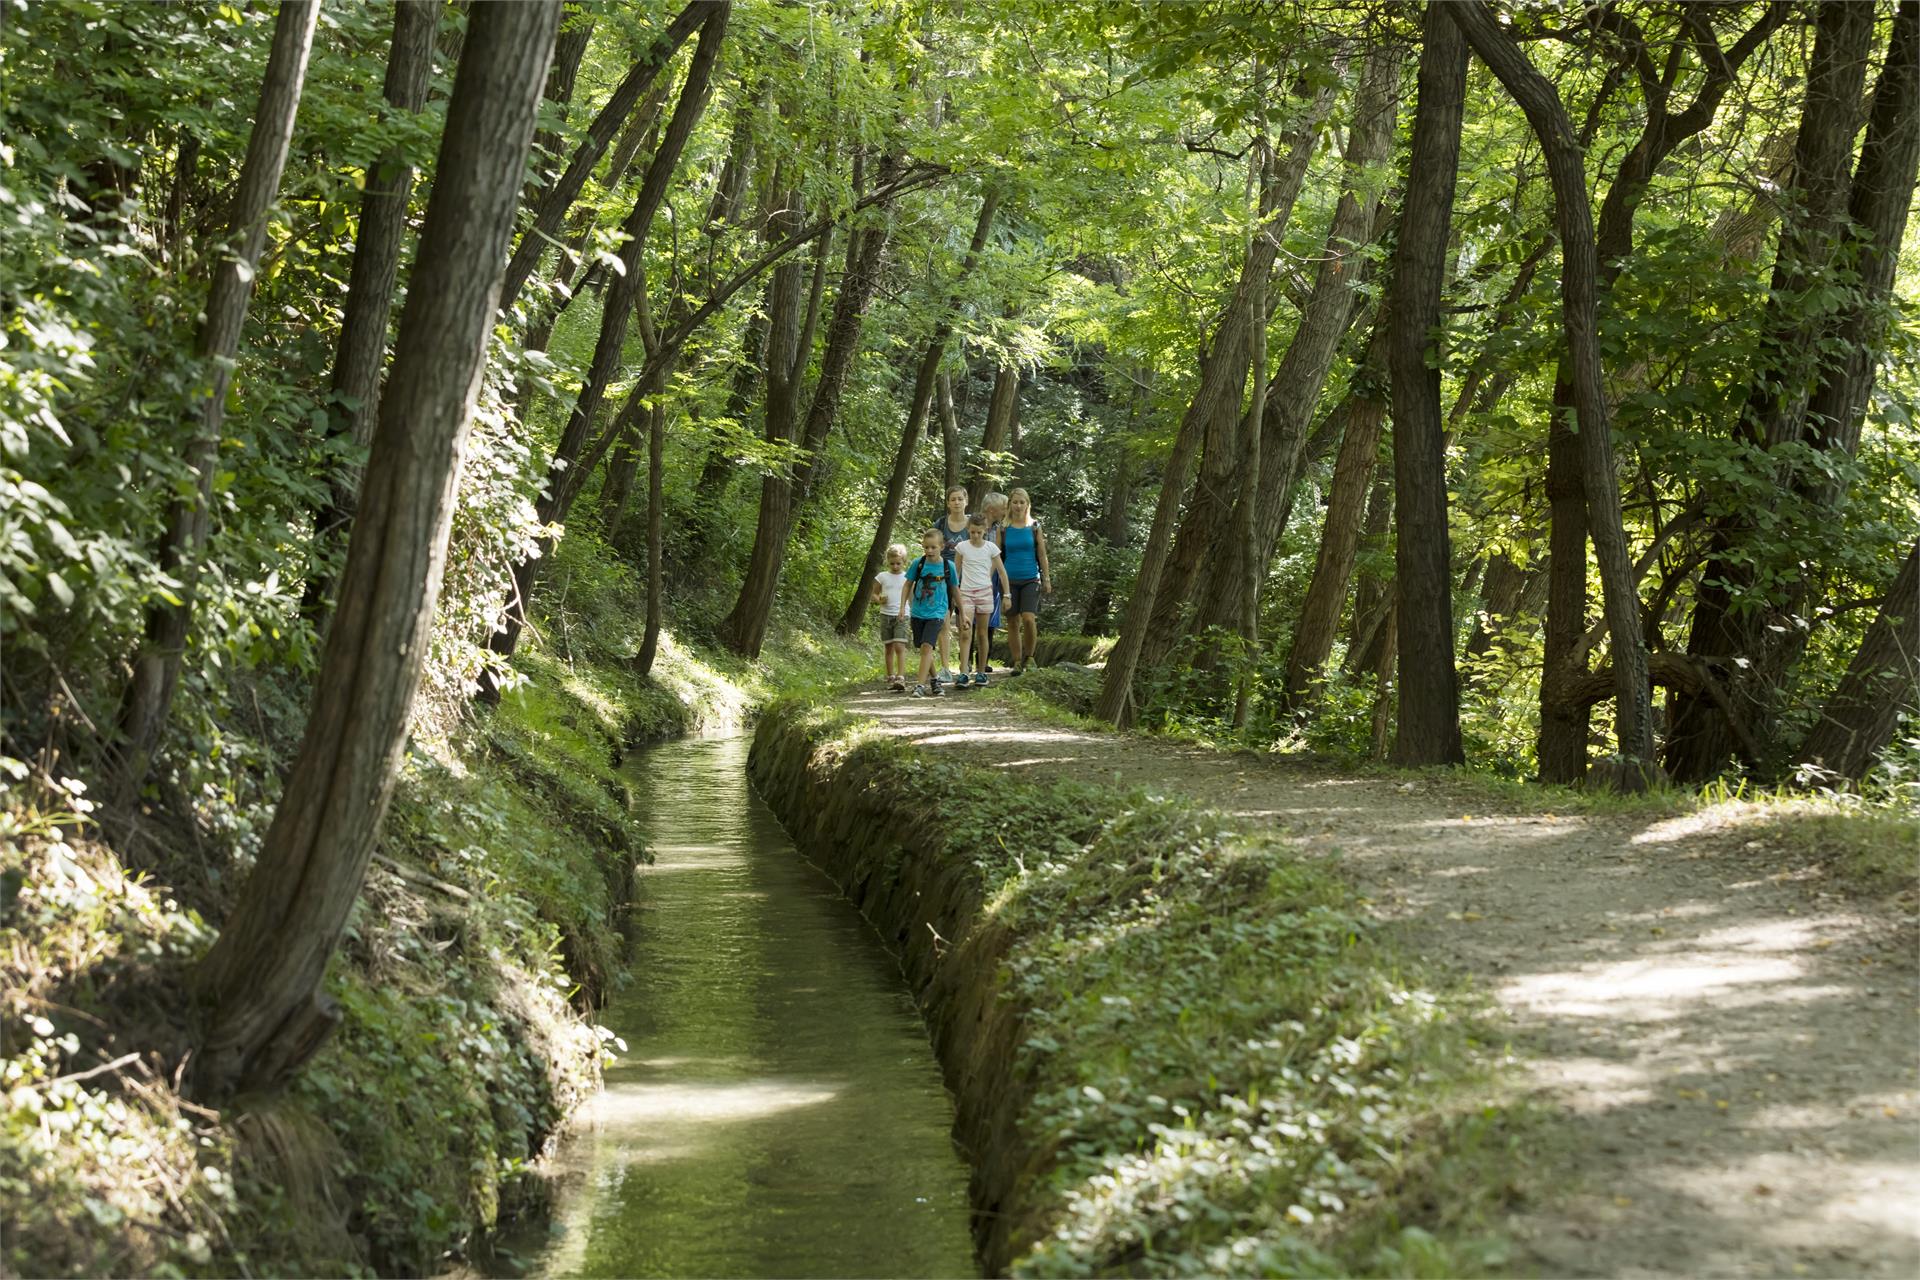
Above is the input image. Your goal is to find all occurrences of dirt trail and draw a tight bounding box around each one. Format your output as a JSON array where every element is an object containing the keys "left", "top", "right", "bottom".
[{"left": 841, "top": 686, "right": 1920, "bottom": 1279}]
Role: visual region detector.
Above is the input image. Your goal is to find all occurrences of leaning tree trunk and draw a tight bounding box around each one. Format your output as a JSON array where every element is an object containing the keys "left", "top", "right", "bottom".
[
  {"left": 304, "top": 0, "right": 439, "bottom": 618},
  {"left": 1386, "top": 4, "right": 1467, "bottom": 768},
  {"left": 1194, "top": 48, "right": 1401, "bottom": 641},
  {"left": 968, "top": 361, "right": 1022, "bottom": 509},
  {"left": 1795, "top": 540, "right": 1920, "bottom": 783},
  {"left": 1093, "top": 243, "right": 1273, "bottom": 724},
  {"left": 1454, "top": 0, "right": 1656, "bottom": 780},
  {"left": 1282, "top": 314, "right": 1391, "bottom": 705},
  {"left": 192, "top": 0, "right": 558, "bottom": 1100},
  {"left": 497, "top": 0, "right": 710, "bottom": 311},
  {"left": 718, "top": 188, "right": 835, "bottom": 658},
  {"left": 114, "top": 0, "right": 320, "bottom": 807},
  {"left": 839, "top": 191, "right": 999, "bottom": 635},
  {"left": 1667, "top": 0, "right": 1882, "bottom": 780},
  {"left": 482, "top": 1, "right": 728, "bottom": 687}
]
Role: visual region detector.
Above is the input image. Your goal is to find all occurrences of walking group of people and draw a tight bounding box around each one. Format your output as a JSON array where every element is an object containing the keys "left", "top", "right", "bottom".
[{"left": 867, "top": 487, "right": 1052, "bottom": 697}]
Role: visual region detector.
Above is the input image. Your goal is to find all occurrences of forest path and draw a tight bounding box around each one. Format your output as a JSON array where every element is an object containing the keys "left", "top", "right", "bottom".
[{"left": 838, "top": 685, "right": 1920, "bottom": 1278}]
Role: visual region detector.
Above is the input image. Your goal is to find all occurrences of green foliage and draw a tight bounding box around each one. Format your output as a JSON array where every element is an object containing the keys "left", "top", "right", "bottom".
[{"left": 797, "top": 710, "right": 1521, "bottom": 1277}]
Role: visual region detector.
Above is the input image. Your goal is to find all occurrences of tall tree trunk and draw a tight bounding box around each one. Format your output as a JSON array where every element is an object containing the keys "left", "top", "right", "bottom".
[
  {"left": 1134, "top": 79, "right": 1336, "bottom": 652},
  {"left": 1194, "top": 49, "right": 1402, "bottom": 641},
  {"left": 637, "top": 374, "right": 672, "bottom": 675},
  {"left": 1346, "top": 473, "right": 1396, "bottom": 678},
  {"left": 525, "top": 4, "right": 595, "bottom": 195},
  {"left": 1795, "top": 540, "right": 1920, "bottom": 783},
  {"left": 969, "top": 362, "right": 1021, "bottom": 509},
  {"left": 1667, "top": 0, "right": 1885, "bottom": 780},
  {"left": 1231, "top": 153, "right": 1271, "bottom": 730},
  {"left": 1093, "top": 216, "right": 1280, "bottom": 723},
  {"left": 1461, "top": 549, "right": 1540, "bottom": 678},
  {"left": 303, "top": 0, "right": 439, "bottom": 618},
  {"left": 839, "top": 191, "right": 1000, "bottom": 635},
  {"left": 1082, "top": 436, "right": 1137, "bottom": 636},
  {"left": 497, "top": 0, "right": 711, "bottom": 312},
  {"left": 716, "top": 182, "right": 808, "bottom": 656},
  {"left": 1282, "top": 314, "right": 1391, "bottom": 704},
  {"left": 192, "top": 0, "right": 557, "bottom": 1099},
  {"left": 482, "top": 2, "right": 729, "bottom": 688},
  {"left": 1386, "top": 4, "right": 1467, "bottom": 767},
  {"left": 113, "top": 0, "right": 320, "bottom": 807},
  {"left": 1454, "top": 0, "right": 1657, "bottom": 780},
  {"left": 938, "top": 370, "right": 963, "bottom": 493}
]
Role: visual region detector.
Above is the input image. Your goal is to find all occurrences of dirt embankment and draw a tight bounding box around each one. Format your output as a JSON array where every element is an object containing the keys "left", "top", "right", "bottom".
[{"left": 804, "top": 687, "right": 1919, "bottom": 1279}]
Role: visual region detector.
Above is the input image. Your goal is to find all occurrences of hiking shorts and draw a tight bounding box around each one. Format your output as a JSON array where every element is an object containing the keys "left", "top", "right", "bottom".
[
  {"left": 911, "top": 616, "right": 944, "bottom": 649},
  {"left": 1008, "top": 579, "right": 1041, "bottom": 616},
  {"left": 878, "top": 613, "right": 910, "bottom": 646},
  {"left": 958, "top": 586, "right": 994, "bottom": 625}
]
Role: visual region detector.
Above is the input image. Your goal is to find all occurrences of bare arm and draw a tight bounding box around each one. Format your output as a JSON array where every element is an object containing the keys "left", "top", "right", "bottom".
[{"left": 1037, "top": 522, "right": 1052, "bottom": 592}]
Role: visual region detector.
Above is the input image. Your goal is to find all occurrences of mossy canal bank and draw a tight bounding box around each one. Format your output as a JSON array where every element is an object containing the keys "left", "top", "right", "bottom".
[
  {"left": 749, "top": 699, "right": 1519, "bottom": 1277},
  {"left": 1, "top": 623, "right": 871, "bottom": 1278}
]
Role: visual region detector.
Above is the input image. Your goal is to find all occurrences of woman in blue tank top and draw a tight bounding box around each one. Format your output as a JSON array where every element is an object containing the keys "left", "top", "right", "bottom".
[{"left": 998, "top": 488, "right": 1051, "bottom": 674}]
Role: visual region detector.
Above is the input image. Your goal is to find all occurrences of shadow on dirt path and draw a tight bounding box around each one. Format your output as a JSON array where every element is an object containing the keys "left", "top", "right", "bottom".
[{"left": 840, "top": 686, "right": 1920, "bottom": 1278}]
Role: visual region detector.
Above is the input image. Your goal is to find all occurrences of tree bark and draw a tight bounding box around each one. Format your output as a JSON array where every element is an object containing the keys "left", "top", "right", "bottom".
[
  {"left": 114, "top": 0, "right": 320, "bottom": 806},
  {"left": 839, "top": 191, "right": 999, "bottom": 635},
  {"left": 637, "top": 373, "right": 672, "bottom": 675},
  {"left": 1283, "top": 313, "right": 1390, "bottom": 704},
  {"left": 1387, "top": 4, "right": 1467, "bottom": 768},
  {"left": 497, "top": 0, "right": 711, "bottom": 311},
  {"left": 969, "top": 362, "right": 1021, "bottom": 509},
  {"left": 1453, "top": 0, "right": 1657, "bottom": 780},
  {"left": 482, "top": 2, "right": 729, "bottom": 687},
  {"left": 937, "top": 370, "right": 963, "bottom": 493},
  {"left": 303, "top": 0, "right": 439, "bottom": 617},
  {"left": 718, "top": 190, "right": 845, "bottom": 657},
  {"left": 1346, "top": 470, "right": 1395, "bottom": 677},
  {"left": 1796, "top": 541, "right": 1920, "bottom": 783},
  {"left": 1667, "top": 0, "right": 1885, "bottom": 780},
  {"left": 192, "top": 0, "right": 558, "bottom": 1099},
  {"left": 1195, "top": 49, "right": 1401, "bottom": 641},
  {"left": 1082, "top": 434, "right": 1137, "bottom": 636}
]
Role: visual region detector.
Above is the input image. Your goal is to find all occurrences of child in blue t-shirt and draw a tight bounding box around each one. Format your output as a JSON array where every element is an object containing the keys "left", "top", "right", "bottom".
[{"left": 905, "top": 529, "right": 960, "bottom": 697}]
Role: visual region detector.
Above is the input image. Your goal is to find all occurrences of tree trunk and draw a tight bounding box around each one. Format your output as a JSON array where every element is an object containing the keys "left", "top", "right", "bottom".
[
  {"left": 1666, "top": 0, "right": 1884, "bottom": 780},
  {"left": 1346, "top": 471, "right": 1395, "bottom": 677},
  {"left": 969, "top": 362, "right": 1021, "bottom": 509},
  {"left": 1453, "top": 0, "right": 1657, "bottom": 781},
  {"left": 1283, "top": 313, "right": 1390, "bottom": 704},
  {"left": 715, "top": 182, "right": 807, "bottom": 656},
  {"left": 525, "top": 5, "right": 595, "bottom": 195},
  {"left": 839, "top": 191, "right": 1000, "bottom": 635},
  {"left": 303, "top": 0, "right": 439, "bottom": 618},
  {"left": 1194, "top": 49, "right": 1401, "bottom": 641},
  {"left": 1386, "top": 4, "right": 1467, "bottom": 768},
  {"left": 113, "top": 0, "right": 320, "bottom": 807},
  {"left": 1795, "top": 540, "right": 1920, "bottom": 783},
  {"left": 637, "top": 378, "right": 671, "bottom": 675},
  {"left": 482, "top": 2, "right": 728, "bottom": 687},
  {"left": 1082, "top": 436, "right": 1137, "bottom": 636},
  {"left": 497, "top": 0, "right": 711, "bottom": 311},
  {"left": 938, "top": 370, "right": 963, "bottom": 493},
  {"left": 192, "top": 0, "right": 557, "bottom": 1099},
  {"left": 1231, "top": 159, "right": 1270, "bottom": 730}
]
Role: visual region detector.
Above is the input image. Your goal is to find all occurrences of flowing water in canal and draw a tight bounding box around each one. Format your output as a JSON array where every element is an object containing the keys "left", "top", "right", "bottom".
[{"left": 494, "top": 736, "right": 977, "bottom": 1278}]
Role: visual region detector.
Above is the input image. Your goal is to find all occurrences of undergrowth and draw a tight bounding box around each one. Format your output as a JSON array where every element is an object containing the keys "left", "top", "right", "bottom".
[{"left": 788, "top": 705, "right": 1527, "bottom": 1277}]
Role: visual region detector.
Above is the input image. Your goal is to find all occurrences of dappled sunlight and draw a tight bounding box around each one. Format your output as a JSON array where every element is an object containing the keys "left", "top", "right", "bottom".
[
  {"left": 589, "top": 1078, "right": 841, "bottom": 1131},
  {"left": 1501, "top": 954, "right": 1818, "bottom": 1019}
]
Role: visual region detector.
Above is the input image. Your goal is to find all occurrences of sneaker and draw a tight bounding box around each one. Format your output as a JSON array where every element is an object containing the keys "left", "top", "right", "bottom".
[
  {"left": 889, "top": 678, "right": 906, "bottom": 693},
  {"left": 972, "top": 671, "right": 989, "bottom": 686},
  {"left": 1009, "top": 664, "right": 1024, "bottom": 677},
  {"left": 939, "top": 669, "right": 956, "bottom": 684},
  {"left": 910, "top": 683, "right": 929, "bottom": 698},
  {"left": 931, "top": 678, "right": 947, "bottom": 696}
]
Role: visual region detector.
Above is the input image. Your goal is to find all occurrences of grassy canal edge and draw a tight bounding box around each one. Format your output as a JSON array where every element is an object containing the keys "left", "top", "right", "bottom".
[{"left": 750, "top": 698, "right": 1531, "bottom": 1277}]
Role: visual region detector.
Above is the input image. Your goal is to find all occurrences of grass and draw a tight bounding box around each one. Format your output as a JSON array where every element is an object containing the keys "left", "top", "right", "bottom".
[{"left": 789, "top": 706, "right": 1529, "bottom": 1277}]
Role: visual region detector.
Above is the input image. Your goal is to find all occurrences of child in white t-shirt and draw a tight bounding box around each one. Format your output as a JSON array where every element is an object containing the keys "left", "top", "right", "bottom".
[
  {"left": 952, "top": 514, "right": 1011, "bottom": 686},
  {"left": 869, "top": 543, "right": 911, "bottom": 692}
]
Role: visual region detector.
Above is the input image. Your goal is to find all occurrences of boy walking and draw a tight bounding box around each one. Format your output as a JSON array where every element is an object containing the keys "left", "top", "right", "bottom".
[
  {"left": 869, "top": 543, "right": 911, "bottom": 692},
  {"left": 905, "top": 530, "right": 959, "bottom": 697}
]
